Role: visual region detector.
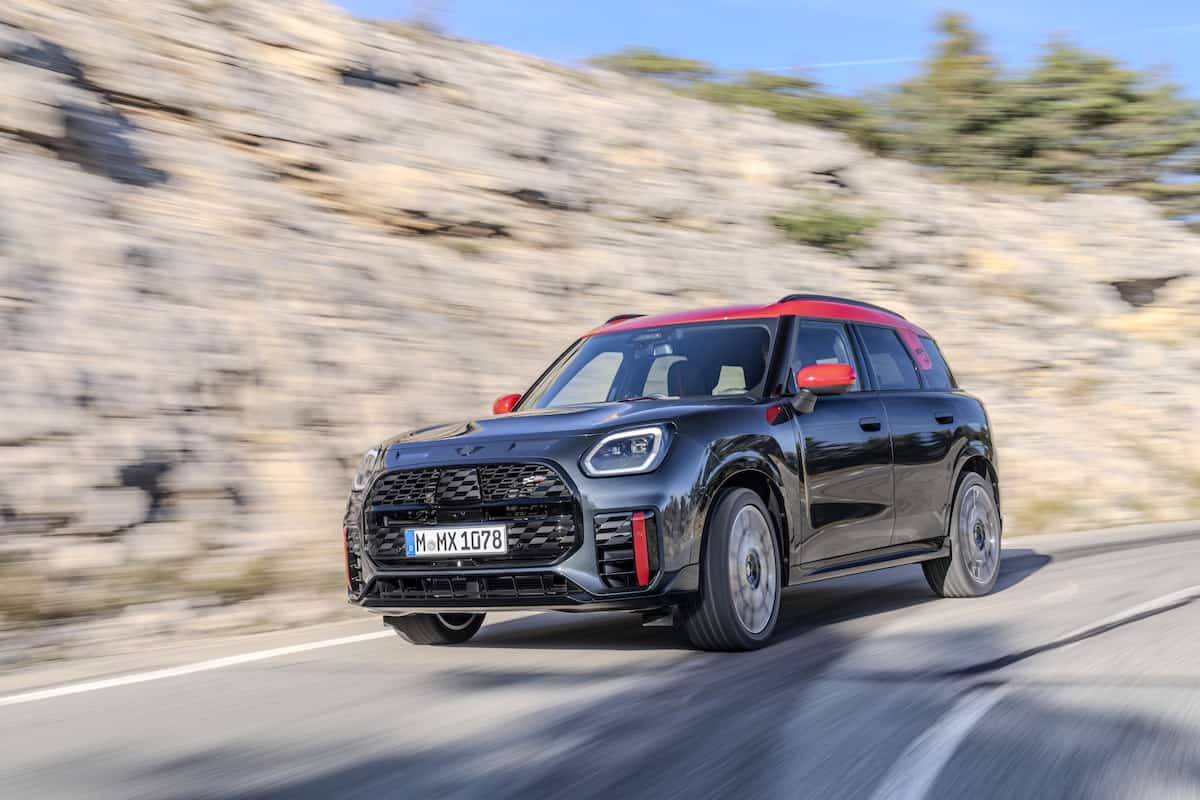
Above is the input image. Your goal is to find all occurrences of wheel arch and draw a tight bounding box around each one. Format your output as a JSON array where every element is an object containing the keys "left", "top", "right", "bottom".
[
  {"left": 952, "top": 452, "right": 1001, "bottom": 526},
  {"left": 930, "top": 455, "right": 1004, "bottom": 598},
  {"left": 702, "top": 467, "right": 791, "bottom": 584}
]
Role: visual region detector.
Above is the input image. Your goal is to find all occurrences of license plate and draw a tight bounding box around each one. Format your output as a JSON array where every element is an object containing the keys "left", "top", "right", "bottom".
[{"left": 404, "top": 524, "right": 508, "bottom": 557}]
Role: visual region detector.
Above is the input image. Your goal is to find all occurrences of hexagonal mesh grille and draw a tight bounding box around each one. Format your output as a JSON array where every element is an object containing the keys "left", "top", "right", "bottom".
[{"left": 363, "top": 463, "right": 578, "bottom": 567}]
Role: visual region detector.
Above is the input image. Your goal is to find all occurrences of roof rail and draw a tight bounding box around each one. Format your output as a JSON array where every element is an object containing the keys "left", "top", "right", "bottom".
[
  {"left": 603, "top": 313, "right": 646, "bottom": 325},
  {"left": 776, "top": 294, "right": 906, "bottom": 320}
]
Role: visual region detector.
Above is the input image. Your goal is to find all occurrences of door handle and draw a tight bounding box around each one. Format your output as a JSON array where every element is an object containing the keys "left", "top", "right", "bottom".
[
  {"left": 859, "top": 417, "right": 882, "bottom": 432},
  {"left": 934, "top": 411, "right": 955, "bottom": 425}
]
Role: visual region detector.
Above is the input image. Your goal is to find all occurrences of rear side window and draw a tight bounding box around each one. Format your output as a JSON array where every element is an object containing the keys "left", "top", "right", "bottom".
[
  {"left": 917, "top": 336, "right": 956, "bottom": 390},
  {"left": 858, "top": 326, "right": 921, "bottom": 390}
]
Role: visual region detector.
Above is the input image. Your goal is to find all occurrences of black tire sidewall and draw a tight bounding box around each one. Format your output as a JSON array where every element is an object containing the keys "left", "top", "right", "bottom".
[
  {"left": 689, "top": 487, "right": 782, "bottom": 650},
  {"left": 951, "top": 473, "right": 1001, "bottom": 594},
  {"left": 387, "top": 612, "right": 486, "bottom": 644}
]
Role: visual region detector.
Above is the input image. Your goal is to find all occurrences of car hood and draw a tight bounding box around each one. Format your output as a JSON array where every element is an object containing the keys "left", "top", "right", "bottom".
[{"left": 379, "top": 399, "right": 740, "bottom": 470}]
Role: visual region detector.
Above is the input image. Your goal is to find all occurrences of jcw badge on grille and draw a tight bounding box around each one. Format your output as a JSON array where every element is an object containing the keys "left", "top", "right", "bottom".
[{"left": 404, "top": 524, "right": 508, "bottom": 557}]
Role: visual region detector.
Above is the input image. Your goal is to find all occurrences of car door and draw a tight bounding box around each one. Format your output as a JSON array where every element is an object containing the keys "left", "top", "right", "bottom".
[
  {"left": 790, "top": 319, "right": 896, "bottom": 564},
  {"left": 853, "top": 324, "right": 956, "bottom": 547}
]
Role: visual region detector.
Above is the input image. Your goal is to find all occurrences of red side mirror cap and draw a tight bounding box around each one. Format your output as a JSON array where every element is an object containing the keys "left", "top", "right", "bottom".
[
  {"left": 492, "top": 393, "right": 522, "bottom": 415},
  {"left": 795, "top": 364, "right": 856, "bottom": 396}
]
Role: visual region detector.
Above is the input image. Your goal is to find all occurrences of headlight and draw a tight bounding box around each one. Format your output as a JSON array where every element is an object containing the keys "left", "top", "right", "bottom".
[
  {"left": 351, "top": 447, "right": 381, "bottom": 492},
  {"left": 582, "top": 426, "right": 670, "bottom": 477}
]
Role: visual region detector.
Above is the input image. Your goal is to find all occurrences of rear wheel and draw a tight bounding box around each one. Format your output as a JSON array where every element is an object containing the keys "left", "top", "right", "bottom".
[
  {"left": 675, "top": 488, "right": 781, "bottom": 651},
  {"left": 923, "top": 473, "right": 1001, "bottom": 598},
  {"left": 385, "top": 613, "right": 486, "bottom": 645}
]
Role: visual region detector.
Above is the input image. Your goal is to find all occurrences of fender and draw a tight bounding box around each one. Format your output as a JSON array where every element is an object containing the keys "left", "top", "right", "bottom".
[
  {"left": 946, "top": 439, "right": 999, "bottom": 517},
  {"left": 687, "top": 438, "right": 792, "bottom": 565}
]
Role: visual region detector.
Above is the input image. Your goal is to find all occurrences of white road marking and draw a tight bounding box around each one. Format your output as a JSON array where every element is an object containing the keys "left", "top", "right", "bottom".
[
  {"left": 1056, "top": 584, "right": 1200, "bottom": 644},
  {"left": 868, "top": 686, "right": 1010, "bottom": 800},
  {"left": 867, "top": 583, "right": 1200, "bottom": 799},
  {"left": 0, "top": 630, "right": 392, "bottom": 709}
]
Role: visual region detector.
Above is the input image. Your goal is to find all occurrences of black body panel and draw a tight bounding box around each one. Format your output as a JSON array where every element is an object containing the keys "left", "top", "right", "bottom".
[
  {"left": 793, "top": 393, "right": 895, "bottom": 563},
  {"left": 881, "top": 392, "right": 990, "bottom": 547}
]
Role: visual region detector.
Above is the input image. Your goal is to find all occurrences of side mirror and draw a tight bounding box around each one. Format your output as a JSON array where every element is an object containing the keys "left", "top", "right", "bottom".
[
  {"left": 492, "top": 393, "right": 522, "bottom": 415},
  {"left": 790, "top": 364, "right": 855, "bottom": 414},
  {"left": 795, "top": 364, "right": 856, "bottom": 395}
]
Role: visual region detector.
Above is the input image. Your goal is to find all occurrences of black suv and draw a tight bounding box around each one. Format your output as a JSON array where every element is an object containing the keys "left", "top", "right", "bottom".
[{"left": 343, "top": 295, "right": 1001, "bottom": 651}]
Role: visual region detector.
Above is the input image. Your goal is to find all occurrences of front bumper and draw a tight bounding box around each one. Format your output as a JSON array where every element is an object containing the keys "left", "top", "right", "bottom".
[
  {"left": 344, "top": 438, "right": 710, "bottom": 614},
  {"left": 351, "top": 563, "right": 700, "bottom": 615}
]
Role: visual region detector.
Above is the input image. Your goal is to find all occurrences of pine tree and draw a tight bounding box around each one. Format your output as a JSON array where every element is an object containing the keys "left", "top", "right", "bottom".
[
  {"left": 1017, "top": 43, "right": 1200, "bottom": 219},
  {"left": 890, "top": 13, "right": 1010, "bottom": 178},
  {"left": 889, "top": 14, "right": 1200, "bottom": 221}
]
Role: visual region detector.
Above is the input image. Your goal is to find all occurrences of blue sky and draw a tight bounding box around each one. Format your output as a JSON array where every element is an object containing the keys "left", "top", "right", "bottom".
[{"left": 335, "top": 1, "right": 1200, "bottom": 96}]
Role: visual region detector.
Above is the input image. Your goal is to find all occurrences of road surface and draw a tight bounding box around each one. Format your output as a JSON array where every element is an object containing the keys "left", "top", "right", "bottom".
[{"left": 2, "top": 523, "right": 1198, "bottom": 799}]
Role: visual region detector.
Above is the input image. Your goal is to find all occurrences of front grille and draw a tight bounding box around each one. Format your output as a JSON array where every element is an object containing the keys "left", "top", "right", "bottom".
[
  {"left": 363, "top": 463, "right": 578, "bottom": 567},
  {"left": 595, "top": 511, "right": 660, "bottom": 590},
  {"left": 367, "top": 572, "right": 576, "bottom": 603},
  {"left": 369, "top": 463, "right": 571, "bottom": 506},
  {"left": 370, "top": 469, "right": 440, "bottom": 506},
  {"left": 371, "top": 515, "right": 575, "bottom": 561},
  {"left": 437, "top": 467, "right": 482, "bottom": 504}
]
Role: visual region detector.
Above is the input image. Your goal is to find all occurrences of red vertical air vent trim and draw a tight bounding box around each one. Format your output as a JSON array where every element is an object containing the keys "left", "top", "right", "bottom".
[{"left": 632, "top": 512, "right": 650, "bottom": 587}]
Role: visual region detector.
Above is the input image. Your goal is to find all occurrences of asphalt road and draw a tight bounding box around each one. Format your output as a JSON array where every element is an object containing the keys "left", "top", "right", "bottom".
[{"left": 2, "top": 523, "right": 1198, "bottom": 800}]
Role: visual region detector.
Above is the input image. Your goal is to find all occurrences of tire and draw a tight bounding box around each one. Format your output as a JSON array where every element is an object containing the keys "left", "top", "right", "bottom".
[
  {"left": 923, "top": 473, "right": 1002, "bottom": 598},
  {"left": 675, "top": 488, "right": 782, "bottom": 651},
  {"left": 385, "top": 613, "right": 486, "bottom": 645}
]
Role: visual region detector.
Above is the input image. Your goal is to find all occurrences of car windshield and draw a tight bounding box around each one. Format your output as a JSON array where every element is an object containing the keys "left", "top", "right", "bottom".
[{"left": 522, "top": 320, "right": 778, "bottom": 410}]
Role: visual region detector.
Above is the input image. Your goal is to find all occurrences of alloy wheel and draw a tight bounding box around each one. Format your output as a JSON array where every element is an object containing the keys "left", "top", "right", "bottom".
[{"left": 727, "top": 505, "right": 778, "bottom": 634}]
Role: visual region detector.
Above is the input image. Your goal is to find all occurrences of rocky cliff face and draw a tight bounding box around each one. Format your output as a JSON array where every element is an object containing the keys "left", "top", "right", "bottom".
[{"left": 1, "top": 0, "right": 1198, "bottom": 645}]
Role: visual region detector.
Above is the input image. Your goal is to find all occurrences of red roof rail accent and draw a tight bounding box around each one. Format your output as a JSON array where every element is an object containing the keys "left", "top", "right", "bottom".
[
  {"left": 586, "top": 297, "right": 928, "bottom": 338},
  {"left": 776, "top": 294, "right": 906, "bottom": 320}
]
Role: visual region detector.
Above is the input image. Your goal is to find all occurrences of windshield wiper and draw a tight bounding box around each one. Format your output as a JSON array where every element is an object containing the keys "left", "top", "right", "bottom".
[{"left": 618, "top": 394, "right": 673, "bottom": 402}]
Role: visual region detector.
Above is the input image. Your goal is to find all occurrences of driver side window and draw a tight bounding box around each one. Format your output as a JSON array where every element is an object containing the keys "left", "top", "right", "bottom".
[{"left": 791, "top": 321, "right": 861, "bottom": 392}]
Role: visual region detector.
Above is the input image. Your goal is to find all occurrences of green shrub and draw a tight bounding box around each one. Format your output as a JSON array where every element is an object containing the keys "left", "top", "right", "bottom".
[
  {"left": 687, "top": 76, "right": 890, "bottom": 152},
  {"left": 588, "top": 49, "right": 888, "bottom": 151},
  {"left": 770, "top": 204, "right": 879, "bottom": 254},
  {"left": 587, "top": 47, "right": 715, "bottom": 83}
]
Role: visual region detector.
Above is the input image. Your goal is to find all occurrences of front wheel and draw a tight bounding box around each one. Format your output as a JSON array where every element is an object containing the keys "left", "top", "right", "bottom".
[
  {"left": 675, "top": 488, "right": 782, "bottom": 651},
  {"left": 923, "top": 473, "right": 1002, "bottom": 598},
  {"left": 385, "top": 613, "right": 486, "bottom": 645}
]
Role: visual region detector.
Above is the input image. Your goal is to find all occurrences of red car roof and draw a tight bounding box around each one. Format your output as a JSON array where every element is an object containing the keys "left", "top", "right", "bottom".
[{"left": 587, "top": 298, "right": 930, "bottom": 338}]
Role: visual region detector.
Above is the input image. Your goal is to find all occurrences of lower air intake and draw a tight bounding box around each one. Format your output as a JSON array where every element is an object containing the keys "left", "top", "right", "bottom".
[
  {"left": 594, "top": 511, "right": 660, "bottom": 590},
  {"left": 367, "top": 572, "right": 575, "bottom": 603}
]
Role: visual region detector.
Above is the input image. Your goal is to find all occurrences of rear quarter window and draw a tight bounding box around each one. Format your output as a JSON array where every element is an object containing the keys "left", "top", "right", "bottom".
[
  {"left": 858, "top": 326, "right": 921, "bottom": 391},
  {"left": 916, "top": 336, "right": 956, "bottom": 390}
]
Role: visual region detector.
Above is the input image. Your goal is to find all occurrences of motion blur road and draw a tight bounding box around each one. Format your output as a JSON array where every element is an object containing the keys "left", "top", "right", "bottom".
[{"left": 2, "top": 524, "right": 1198, "bottom": 799}]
